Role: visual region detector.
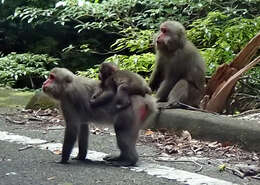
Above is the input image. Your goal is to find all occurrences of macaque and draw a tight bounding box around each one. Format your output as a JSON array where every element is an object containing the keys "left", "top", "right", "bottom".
[
  {"left": 149, "top": 20, "right": 206, "bottom": 109},
  {"left": 90, "top": 62, "right": 152, "bottom": 109},
  {"left": 42, "top": 67, "right": 157, "bottom": 166}
]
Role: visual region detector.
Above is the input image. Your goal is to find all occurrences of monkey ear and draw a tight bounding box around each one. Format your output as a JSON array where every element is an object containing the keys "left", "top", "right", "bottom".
[
  {"left": 64, "top": 75, "right": 73, "bottom": 83},
  {"left": 177, "top": 28, "right": 186, "bottom": 49}
]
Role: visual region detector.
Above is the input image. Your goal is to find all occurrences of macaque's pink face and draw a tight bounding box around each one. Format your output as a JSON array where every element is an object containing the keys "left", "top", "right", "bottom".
[
  {"left": 42, "top": 72, "right": 61, "bottom": 99},
  {"left": 155, "top": 21, "right": 185, "bottom": 53},
  {"left": 42, "top": 70, "right": 69, "bottom": 100},
  {"left": 155, "top": 24, "right": 173, "bottom": 52},
  {"left": 156, "top": 26, "right": 168, "bottom": 45},
  {"left": 42, "top": 73, "right": 55, "bottom": 93},
  {"left": 42, "top": 68, "right": 74, "bottom": 100}
]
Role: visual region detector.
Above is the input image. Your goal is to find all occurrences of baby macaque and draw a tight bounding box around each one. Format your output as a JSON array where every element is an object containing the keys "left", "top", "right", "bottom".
[{"left": 90, "top": 62, "right": 152, "bottom": 109}]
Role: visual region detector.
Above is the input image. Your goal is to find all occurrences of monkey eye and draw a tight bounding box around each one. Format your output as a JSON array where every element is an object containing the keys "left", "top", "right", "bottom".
[
  {"left": 49, "top": 73, "right": 55, "bottom": 80},
  {"left": 161, "top": 27, "right": 167, "bottom": 33}
]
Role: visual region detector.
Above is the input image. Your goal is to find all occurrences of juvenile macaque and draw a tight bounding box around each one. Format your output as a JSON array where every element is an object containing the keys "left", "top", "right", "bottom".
[
  {"left": 150, "top": 20, "right": 206, "bottom": 109},
  {"left": 42, "top": 67, "right": 157, "bottom": 166},
  {"left": 90, "top": 62, "right": 152, "bottom": 109}
]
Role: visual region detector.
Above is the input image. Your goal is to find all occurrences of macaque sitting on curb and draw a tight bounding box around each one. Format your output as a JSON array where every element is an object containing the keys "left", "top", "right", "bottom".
[{"left": 150, "top": 20, "right": 206, "bottom": 109}]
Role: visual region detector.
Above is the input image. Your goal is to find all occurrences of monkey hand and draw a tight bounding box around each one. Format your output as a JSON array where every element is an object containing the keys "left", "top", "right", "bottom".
[
  {"left": 115, "top": 99, "right": 131, "bottom": 110},
  {"left": 89, "top": 95, "right": 98, "bottom": 106},
  {"left": 91, "top": 94, "right": 97, "bottom": 100},
  {"left": 91, "top": 89, "right": 103, "bottom": 101},
  {"left": 90, "top": 97, "right": 95, "bottom": 103}
]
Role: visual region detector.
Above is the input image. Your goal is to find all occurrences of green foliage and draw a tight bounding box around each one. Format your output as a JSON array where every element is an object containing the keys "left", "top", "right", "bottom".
[
  {"left": 80, "top": 53, "right": 155, "bottom": 79},
  {"left": 5, "top": 0, "right": 260, "bottom": 90},
  {"left": 0, "top": 0, "right": 56, "bottom": 19},
  {"left": 9, "top": 0, "right": 260, "bottom": 64},
  {"left": 110, "top": 27, "right": 154, "bottom": 53},
  {"left": 11, "top": 0, "right": 260, "bottom": 31},
  {"left": 187, "top": 12, "right": 229, "bottom": 48},
  {"left": 11, "top": 0, "right": 133, "bottom": 30},
  {"left": 10, "top": 7, "right": 56, "bottom": 26},
  {"left": 0, "top": 53, "right": 59, "bottom": 87},
  {"left": 188, "top": 12, "right": 260, "bottom": 75},
  {"left": 105, "top": 53, "right": 155, "bottom": 74},
  {"left": 77, "top": 67, "right": 99, "bottom": 79},
  {"left": 217, "top": 17, "right": 260, "bottom": 53}
]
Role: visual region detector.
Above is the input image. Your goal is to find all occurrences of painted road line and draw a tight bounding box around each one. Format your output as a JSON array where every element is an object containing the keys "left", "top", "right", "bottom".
[{"left": 0, "top": 130, "right": 237, "bottom": 185}]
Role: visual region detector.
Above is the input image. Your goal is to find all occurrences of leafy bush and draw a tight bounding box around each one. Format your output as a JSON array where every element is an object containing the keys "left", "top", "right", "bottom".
[
  {"left": 9, "top": 0, "right": 260, "bottom": 66},
  {"left": 5, "top": 0, "right": 260, "bottom": 87},
  {"left": 187, "top": 12, "right": 229, "bottom": 48},
  {"left": 0, "top": 53, "right": 59, "bottom": 87},
  {"left": 105, "top": 53, "right": 155, "bottom": 74},
  {"left": 11, "top": 0, "right": 260, "bottom": 30},
  {"left": 217, "top": 17, "right": 260, "bottom": 53},
  {"left": 80, "top": 53, "right": 155, "bottom": 79},
  {"left": 188, "top": 12, "right": 260, "bottom": 75},
  {"left": 110, "top": 27, "right": 154, "bottom": 53}
]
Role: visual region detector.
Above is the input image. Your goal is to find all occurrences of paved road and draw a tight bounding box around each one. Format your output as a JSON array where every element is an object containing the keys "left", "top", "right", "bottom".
[{"left": 0, "top": 115, "right": 257, "bottom": 185}]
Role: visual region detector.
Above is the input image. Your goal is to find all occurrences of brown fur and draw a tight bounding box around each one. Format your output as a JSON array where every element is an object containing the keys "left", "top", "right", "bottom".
[
  {"left": 150, "top": 21, "right": 206, "bottom": 108},
  {"left": 91, "top": 62, "right": 152, "bottom": 109},
  {"left": 43, "top": 67, "right": 157, "bottom": 166}
]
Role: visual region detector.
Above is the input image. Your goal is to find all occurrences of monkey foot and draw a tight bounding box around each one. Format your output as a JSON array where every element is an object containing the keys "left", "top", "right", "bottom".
[
  {"left": 72, "top": 157, "right": 93, "bottom": 164},
  {"left": 157, "top": 102, "right": 205, "bottom": 113},
  {"left": 72, "top": 155, "right": 87, "bottom": 161},
  {"left": 157, "top": 102, "right": 176, "bottom": 109},
  {"left": 103, "top": 155, "right": 137, "bottom": 167},
  {"left": 157, "top": 102, "right": 185, "bottom": 109},
  {"left": 57, "top": 160, "right": 70, "bottom": 164},
  {"left": 103, "top": 155, "right": 120, "bottom": 161},
  {"left": 106, "top": 160, "right": 137, "bottom": 167}
]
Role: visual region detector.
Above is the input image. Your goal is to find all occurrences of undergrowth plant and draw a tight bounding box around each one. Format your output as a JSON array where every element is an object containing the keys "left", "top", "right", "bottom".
[{"left": 0, "top": 53, "right": 59, "bottom": 87}]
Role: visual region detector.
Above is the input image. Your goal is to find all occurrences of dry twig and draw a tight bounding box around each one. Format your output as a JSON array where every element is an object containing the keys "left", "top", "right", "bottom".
[
  {"left": 155, "top": 158, "right": 203, "bottom": 173},
  {"left": 5, "top": 116, "right": 26, "bottom": 125},
  {"left": 18, "top": 145, "right": 33, "bottom": 151}
]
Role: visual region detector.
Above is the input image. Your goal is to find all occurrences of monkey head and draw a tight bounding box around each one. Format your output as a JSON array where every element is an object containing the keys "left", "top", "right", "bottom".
[
  {"left": 42, "top": 67, "right": 74, "bottom": 100},
  {"left": 98, "top": 62, "right": 118, "bottom": 81},
  {"left": 155, "top": 21, "right": 186, "bottom": 53}
]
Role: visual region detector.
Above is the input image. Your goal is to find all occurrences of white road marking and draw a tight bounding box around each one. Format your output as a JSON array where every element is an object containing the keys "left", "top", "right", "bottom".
[{"left": 0, "top": 130, "right": 237, "bottom": 185}]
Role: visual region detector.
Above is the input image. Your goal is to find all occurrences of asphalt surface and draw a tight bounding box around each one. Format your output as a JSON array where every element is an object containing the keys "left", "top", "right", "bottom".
[{"left": 0, "top": 113, "right": 259, "bottom": 185}]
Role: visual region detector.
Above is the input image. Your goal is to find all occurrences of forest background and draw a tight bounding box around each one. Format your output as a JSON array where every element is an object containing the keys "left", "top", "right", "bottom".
[{"left": 0, "top": 0, "right": 259, "bottom": 114}]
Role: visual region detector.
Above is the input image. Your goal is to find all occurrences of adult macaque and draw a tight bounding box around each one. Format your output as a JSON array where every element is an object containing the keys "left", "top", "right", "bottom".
[
  {"left": 90, "top": 62, "right": 152, "bottom": 109},
  {"left": 42, "top": 67, "right": 157, "bottom": 166},
  {"left": 149, "top": 20, "right": 206, "bottom": 109}
]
